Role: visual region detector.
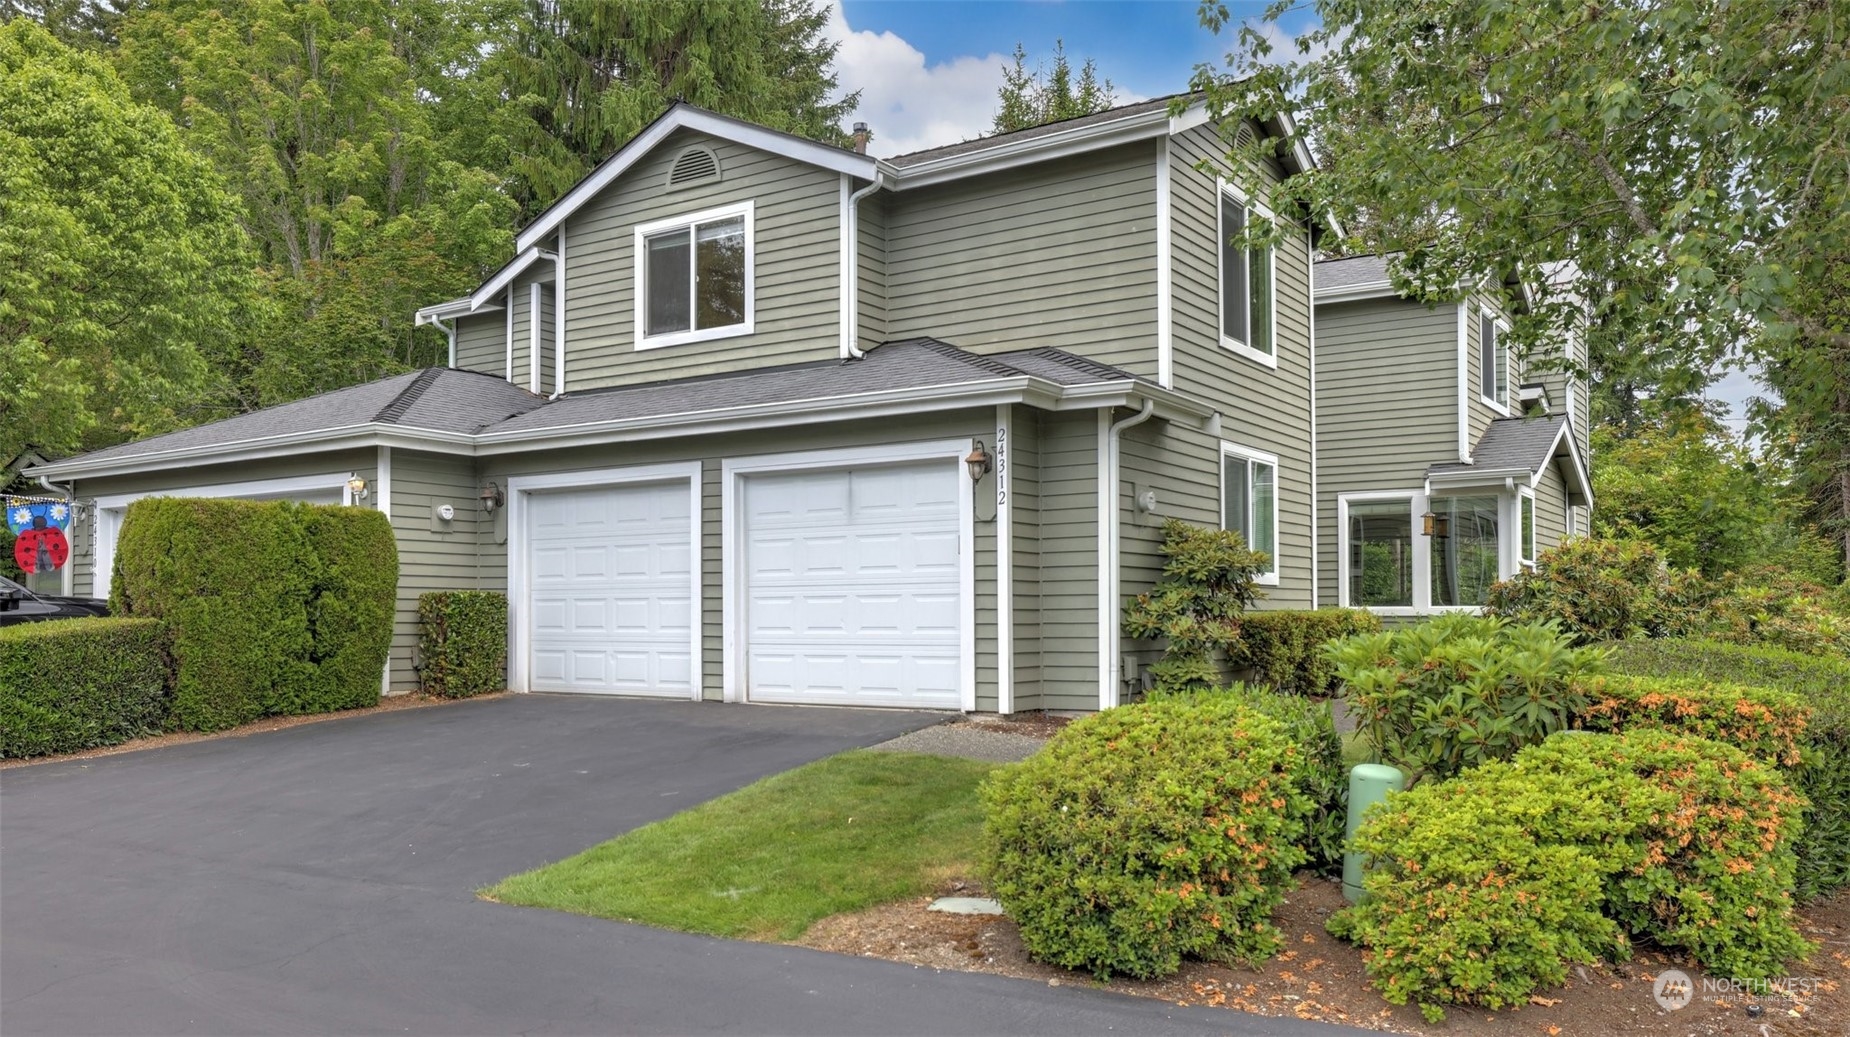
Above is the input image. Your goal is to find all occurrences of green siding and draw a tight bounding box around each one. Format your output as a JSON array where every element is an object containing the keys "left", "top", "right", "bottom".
[
  {"left": 386, "top": 450, "right": 485, "bottom": 693},
  {"left": 883, "top": 143, "right": 1158, "bottom": 374},
  {"left": 563, "top": 129, "right": 845, "bottom": 389},
  {"left": 454, "top": 309, "right": 505, "bottom": 375},
  {"left": 1168, "top": 123, "right": 1315, "bottom": 607},
  {"left": 1534, "top": 462, "right": 1570, "bottom": 555},
  {"left": 1004, "top": 404, "right": 1043, "bottom": 711},
  {"left": 1313, "top": 298, "right": 1460, "bottom": 596},
  {"left": 1033, "top": 409, "right": 1102, "bottom": 711},
  {"left": 858, "top": 189, "right": 887, "bottom": 348}
]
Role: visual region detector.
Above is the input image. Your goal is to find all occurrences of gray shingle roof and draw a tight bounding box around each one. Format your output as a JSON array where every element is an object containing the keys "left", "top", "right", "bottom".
[
  {"left": 1429, "top": 416, "right": 1569, "bottom": 478},
  {"left": 1314, "top": 254, "right": 1393, "bottom": 291},
  {"left": 483, "top": 339, "right": 1134, "bottom": 435},
  {"left": 886, "top": 93, "right": 1193, "bottom": 167},
  {"left": 65, "top": 369, "right": 544, "bottom": 465}
]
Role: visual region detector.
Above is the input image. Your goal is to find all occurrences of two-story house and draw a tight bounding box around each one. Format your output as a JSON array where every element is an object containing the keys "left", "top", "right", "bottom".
[
  {"left": 1312, "top": 255, "right": 1592, "bottom": 617},
  {"left": 31, "top": 98, "right": 1518, "bottom": 714}
]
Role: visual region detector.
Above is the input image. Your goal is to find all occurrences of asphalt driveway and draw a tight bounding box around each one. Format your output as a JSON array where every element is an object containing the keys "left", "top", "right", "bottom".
[{"left": 1, "top": 695, "right": 1359, "bottom": 1036}]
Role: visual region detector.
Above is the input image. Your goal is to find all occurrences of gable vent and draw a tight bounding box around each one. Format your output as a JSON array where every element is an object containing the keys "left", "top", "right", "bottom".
[
  {"left": 667, "top": 147, "right": 720, "bottom": 188},
  {"left": 1232, "top": 123, "right": 1258, "bottom": 149}
]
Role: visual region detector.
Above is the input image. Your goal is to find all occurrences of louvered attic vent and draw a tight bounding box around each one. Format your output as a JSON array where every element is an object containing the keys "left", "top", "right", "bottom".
[
  {"left": 1232, "top": 123, "right": 1258, "bottom": 148},
  {"left": 667, "top": 147, "right": 720, "bottom": 188}
]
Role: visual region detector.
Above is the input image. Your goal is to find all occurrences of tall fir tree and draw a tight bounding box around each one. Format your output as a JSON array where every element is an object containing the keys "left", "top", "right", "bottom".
[{"left": 992, "top": 40, "right": 1116, "bottom": 134}]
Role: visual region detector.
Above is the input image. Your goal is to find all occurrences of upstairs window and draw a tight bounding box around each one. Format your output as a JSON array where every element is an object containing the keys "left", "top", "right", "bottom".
[
  {"left": 1221, "top": 443, "right": 1279, "bottom": 583},
  {"left": 1480, "top": 309, "right": 1510, "bottom": 409},
  {"left": 635, "top": 201, "right": 753, "bottom": 348},
  {"left": 1218, "top": 186, "right": 1275, "bottom": 364}
]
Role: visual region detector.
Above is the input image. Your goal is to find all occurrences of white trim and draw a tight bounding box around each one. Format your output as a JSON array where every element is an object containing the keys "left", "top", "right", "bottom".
[
  {"left": 473, "top": 248, "right": 545, "bottom": 311},
  {"left": 1096, "top": 410, "right": 1114, "bottom": 710},
  {"left": 1167, "top": 104, "right": 1210, "bottom": 135},
  {"left": 1215, "top": 179, "right": 1279, "bottom": 369},
  {"left": 415, "top": 296, "right": 501, "bottom": 323},
  {"left": 632, "top": 200, "right": 756, "bottom": 350},
  {"left": 1312, "top": 280, "right": 1400, "bottom": 304},
  {"left": 885, "top": 105, "right": 1174, "bottom": 190},
  {"left": 1219, "top": 441, "right": 1282, "bottom": 586},
  {"left": 528, "top": 281, "right": 543, "bottom": 394},
  {"left": 1476, "top": 306, "right": 1513, "bottom": 414},
  {"left": 1518, "top": 486, "right": 1537, "bottom": 567},
  {"left": 520, "top": 106, "right": 874, "bottom": 253},
  {"left": 1307, "top": 232, "right": 1320, "bottom": 607},
  {"left": 838, "top": 174, "right": 853, "bottom": 360},
  {"left": 504, "top": 287, "right": 514, "bottom": 383},
  {"left": 1335, "top": 490, "right": 1426, "bottom": 613},
  {"left": 995, "top": 405, "right": 1014, "bottom": 715},
  {"left": 720, "top": 440, "right": 976, "bottom": 711},
  {"left": 554, "top": 230, "right": 567, "bottom": 396},
  {"left": 504, "top": 461, "right": 704, "bottom": 699},
  {"left": 1456, "top": 304, "right": 1472, "bottom": 463},
  {"left": 90, "top": 472, "right": 355, "bottom": 602},
  {"left": 1154, "top": 138, "right": 1174, "bottom": 389},
  {"left": 377, "top": 446, "right": 393, "bottom": 696}
]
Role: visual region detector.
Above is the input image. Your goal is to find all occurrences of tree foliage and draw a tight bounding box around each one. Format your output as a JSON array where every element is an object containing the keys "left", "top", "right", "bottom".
[
  {"left": 0, "top": 18, "right": 254, "bottom": 462},
  {"left": 992, "top": 40, "right": 1116, "bottom": 134},
  {"left": 1193, "top": 0, "right": 1850, "bottom": 403}
]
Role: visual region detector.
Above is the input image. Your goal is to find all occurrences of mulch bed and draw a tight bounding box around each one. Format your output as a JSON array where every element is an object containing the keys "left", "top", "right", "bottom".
[
  {"left": 799, "top": 874, "right": 1848, "bottom": 1036},
  {"left": 0, "top": 692, "right": 507, "bottom": 769}
]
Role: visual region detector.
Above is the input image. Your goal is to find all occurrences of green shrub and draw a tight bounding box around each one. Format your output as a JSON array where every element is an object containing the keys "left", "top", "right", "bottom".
[
  {"left": 1325, "top": 613, "right": 1603, "bottom": 784},
  {"left": 1604, "top": 639, "right": 1850, "bottom": 901},
  {"left": 1695, "top": 572, "right": 1850, "bottom": 655},
  {"left": 418, "top": 591, "right": 507, "bottom": 697},
  {"left": 1575, "top": 673, "right": 1808, "bottom": 767},
  {"left": 1121, "top": 519, "right": 1270, "bottom": 691},
  {"left": 1224, "top": 609, "right": 1381, "bottom": 695},
  {"left": 1518, "top": 732, "right": 1814, "bottom": 979},
  {"left": 1329, "top": 759, "right": 1630, "bottom": 1022},
  {"left": 1486, "top": 537, "right": 1702, "bottom": 642},
  {"left": 0, "top": 618, "right": 169, "bottom": 757},
  {"left": 1151, "top": 683, "right": 1347, "bottom": 875},
  {"left": 981, "top": 696, "right": 1308, "bottom": 979},
  {"left": 112, "top": 497, "right": 395, "bottom": 730}
]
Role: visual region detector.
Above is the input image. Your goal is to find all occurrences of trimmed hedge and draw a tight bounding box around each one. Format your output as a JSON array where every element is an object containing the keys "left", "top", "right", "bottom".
[
  {"left": 1602, "top": 639, "right": 1850, "bottom": 901},
  {"left": 981, "top": 696, "right": 1308, "bottom": 979},
  {"left": 1575, "top": 673, "right": 1808, "bottom": 766},
  {"left": 113, "top": 498, "right": 396, "bottom": 731},
  {"left": 1224, "top": 608, "right": 1381, "bottom": 695},
  {"left": 418, "top": 591, "right": 507, "bottom": 697},
  {"left": 0, "top": 618, "right": 169, "bottom": 757}
]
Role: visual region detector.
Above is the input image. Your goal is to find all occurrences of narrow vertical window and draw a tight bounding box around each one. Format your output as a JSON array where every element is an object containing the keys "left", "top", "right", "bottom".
[
  {"left": 1480, "top": 311, "right": 1508, "bottom": 407},
  {"left": 1521, "top": 494, "right": 1536, "bottom": 565},
  {"left": 1222, "top": 447, "right": 1278, "bottom": 579},
  {"left": 1347, "top": 499, "right": 1413, "bottom": 607},
  {"left": 1219, "top": 189, "right": 1274, "bottom": 359}
]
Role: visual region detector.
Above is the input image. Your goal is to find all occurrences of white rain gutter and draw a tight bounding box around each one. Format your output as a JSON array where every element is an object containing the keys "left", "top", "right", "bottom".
[{"left": 1099, "top": 398, "right": 1155, "bottom": 710}]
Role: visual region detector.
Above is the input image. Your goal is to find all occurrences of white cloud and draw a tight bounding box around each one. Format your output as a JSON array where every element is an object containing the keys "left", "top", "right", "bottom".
[{"left": 823, "top": 3, "right": 1010, "bottom": 158}]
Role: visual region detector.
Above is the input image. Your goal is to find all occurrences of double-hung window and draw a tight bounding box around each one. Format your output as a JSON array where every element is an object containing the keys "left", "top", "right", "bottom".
[
  {"left": 1479, "top": 309, "right": 1510, "bottom": 410},
  {"left": 635, "top": 201, "right": 753, "bottom": 348},
  {"left": 1218, "top": 185, "right": 1275, "bottom": 364},
  {"left": 1221, "top": 444, "right": 1279, "bottom": 584}
]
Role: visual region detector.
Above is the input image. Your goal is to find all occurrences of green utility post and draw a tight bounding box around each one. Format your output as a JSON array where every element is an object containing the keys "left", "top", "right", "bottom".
[{"left": 1342, "top": 763, "right": 1406, "bottom": 904}]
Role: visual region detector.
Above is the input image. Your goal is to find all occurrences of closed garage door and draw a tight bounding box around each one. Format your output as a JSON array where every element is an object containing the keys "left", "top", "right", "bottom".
[
  {"left": 527, "top": 481, "right": 695, "bottom": 696},
  {"left": 743, "top": 461, "right": 962, "bottom": 708}
]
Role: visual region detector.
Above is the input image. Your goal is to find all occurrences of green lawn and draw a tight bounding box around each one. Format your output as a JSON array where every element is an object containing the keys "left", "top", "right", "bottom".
[{"left": 485, "top": 750, "right": 1000, "bottom": 941}]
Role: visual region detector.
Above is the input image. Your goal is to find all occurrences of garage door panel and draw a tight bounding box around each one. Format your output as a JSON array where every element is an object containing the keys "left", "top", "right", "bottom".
[
  {"left": 526, "top": 478, "right": 694, "bottom": 697},
  {"left": 742, "top": 459, "right": 962, "bottom": 707}
]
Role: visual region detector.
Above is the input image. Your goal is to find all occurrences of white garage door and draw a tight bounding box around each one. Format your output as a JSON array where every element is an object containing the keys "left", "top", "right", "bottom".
[
  {"left": 527, "top": 481, "right": 694, "bottom": 696},
  {"left": 743, "top": 461, "right": 962, "bottom": 708}
]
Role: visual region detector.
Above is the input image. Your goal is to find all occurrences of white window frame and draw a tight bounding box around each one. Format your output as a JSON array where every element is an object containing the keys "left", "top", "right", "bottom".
[
  {"left": 1220, "top": 441, "right": 1280, "bottom": 585},
  {"left": 633, "top": 200, "right": 755, "bottom": 350},
  {"left": 1338, "top": 488, "right": 1525, "bottom": 615},
  {"left": 1519, "top": 488, "right": 1537, "bottom": 567},
  {"left": 1478, "top": 306, "right": 1512, "bottom": 414},
  {"left": 1216, "top": 180, "right": 1278, "bottom": 369}
]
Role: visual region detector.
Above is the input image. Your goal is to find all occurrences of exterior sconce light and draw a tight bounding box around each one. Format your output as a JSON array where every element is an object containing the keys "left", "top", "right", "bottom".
[
  {"left": 1421, "top": 511, "right": 1449, "bottom": 539},
  {"left": 964, "top": 440, "right": 992, "bottom": 482},
  {"left": 347, "top": 475, "right": 369, "bottom": 500},
  {"left": 479, "top": 481, "right": 505, "bottom": 513}
]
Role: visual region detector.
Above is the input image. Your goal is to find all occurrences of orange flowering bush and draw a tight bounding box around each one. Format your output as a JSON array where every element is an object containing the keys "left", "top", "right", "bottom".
[
  {"left": 980, "top": 696, "right": 1308, "bottom": 979},
  {"left": 1574, "top": 673, "right": 1809, "bottom": 766}
]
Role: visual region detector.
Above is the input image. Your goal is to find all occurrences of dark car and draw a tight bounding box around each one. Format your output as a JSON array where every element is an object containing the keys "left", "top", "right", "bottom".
[{"left": 0, "top": 575, "right": 108, "bottom": 626}]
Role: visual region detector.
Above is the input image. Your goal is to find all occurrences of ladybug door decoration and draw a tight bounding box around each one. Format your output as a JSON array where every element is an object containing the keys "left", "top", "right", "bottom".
[{"left": 7, "top": 501, "right": 72, "bottom": 575}]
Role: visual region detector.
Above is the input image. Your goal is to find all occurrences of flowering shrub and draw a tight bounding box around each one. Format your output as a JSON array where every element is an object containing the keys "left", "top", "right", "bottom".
[
  {"left": 980, "top": 695, "right": 1307, "bottom": 979},
  {"left": 1574, "top": 673, "right": 1809, "bottom": 766},
  {"left": 1486, "top": 537, "right": 1701, "bottom": 642}
]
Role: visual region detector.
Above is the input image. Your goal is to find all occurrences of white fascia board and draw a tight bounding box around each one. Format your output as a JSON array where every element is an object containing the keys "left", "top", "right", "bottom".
[
  {"left": 518, "top": 107, "right": 875, "bottom": 254},
  {"left": 471, "top": 249, "right": 545, "bottom": 311},
  {"left": 416, "top": 297, "right": 500, "bottom": 323},
  {"left": 28, "top": 425, "right": 476, "bottom": 481},
  {"left": 1425, "top": 467, "right": 1531, "bottom": 495},
  {"left": 885, "top": 110, "right": 1169, "bottom": 190},
  {"left": 1550, "top": 418, "right": 1596, "bottom": 507},
  {"left": 1313, "top": 281, "right": 1401, "bottom": 304}
]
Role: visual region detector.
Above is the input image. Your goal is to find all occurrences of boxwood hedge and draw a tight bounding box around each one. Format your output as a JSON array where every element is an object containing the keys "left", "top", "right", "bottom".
[{"left": 0, "top": 618, "right": 169, "bottom": 757}]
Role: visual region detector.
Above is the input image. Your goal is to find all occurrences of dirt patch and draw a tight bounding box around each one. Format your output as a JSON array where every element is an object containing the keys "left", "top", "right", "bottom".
[
  {"left": 1, "top": 692, "right": 509, "bottom": 769},
  {"left": 798, "top": 874, "right": 1849, "bottom": 1037},
  {"left": 953, "top": 710, "right": 1074, "bottom": 740}
]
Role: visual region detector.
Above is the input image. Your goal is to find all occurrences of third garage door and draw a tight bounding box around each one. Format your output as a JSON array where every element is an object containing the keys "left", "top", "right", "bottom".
[{"left": 742, "top": 461, "right": 961, "bottom": 708}]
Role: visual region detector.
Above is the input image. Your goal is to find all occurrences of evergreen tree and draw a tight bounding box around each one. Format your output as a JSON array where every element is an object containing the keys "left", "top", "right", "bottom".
[{"left": 992, "top": 40, "right": 1116, "bottom": 134}]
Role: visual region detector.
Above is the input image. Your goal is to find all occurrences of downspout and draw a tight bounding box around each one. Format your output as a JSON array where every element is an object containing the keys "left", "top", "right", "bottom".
[
  {"left": 842, "top": 171, "right": 886, "bottom": 359},
  {"left": 38, "top": 475, "right": 75, "bottom": 596},
  {"left": 1100, "top": 398, "right": 1155, "bottom": 709},
  {"left": 538, "top": 237, "right": 565, "bottom": 399}
]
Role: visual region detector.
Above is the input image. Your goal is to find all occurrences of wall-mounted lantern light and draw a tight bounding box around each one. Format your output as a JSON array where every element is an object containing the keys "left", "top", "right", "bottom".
[
  {"left": 347, "top": 475, "right": 369, "bottom": 500},
  {"left": 1420, "top": 511, "right": 1449, "bottom": 539},
  {"left": 479, "top": 481, "right": 505, "bottom": 513},
  {"left": 964, "top": 440, "right": 992, "bottom": 483}
]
